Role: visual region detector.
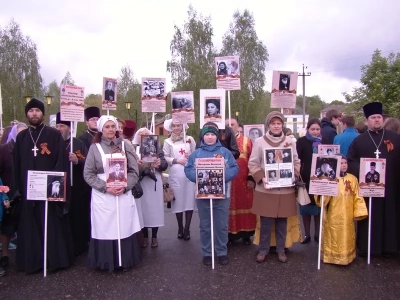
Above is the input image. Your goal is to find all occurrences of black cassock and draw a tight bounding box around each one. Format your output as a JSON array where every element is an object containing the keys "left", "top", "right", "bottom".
[
  {"left": 347, "top": 129, "right": 400, "bottom": 255},
  {"left": 78, "top": 130, "right": 96, "bottom": 152},
  {"left": 12, "top": 124, "right": 74, "bottom": 273},
  {"left": 65, "top": 137, "right": 90, "bottom": 256}
]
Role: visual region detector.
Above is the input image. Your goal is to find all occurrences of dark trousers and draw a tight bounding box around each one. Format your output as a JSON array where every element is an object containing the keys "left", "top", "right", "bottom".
[{"left": 259, "top": 217, "right": 287, "bottom": 255}]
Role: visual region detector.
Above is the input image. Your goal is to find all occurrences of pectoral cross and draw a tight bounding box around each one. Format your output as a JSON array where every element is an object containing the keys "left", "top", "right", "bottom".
[
  {"left": 374, "top": 149, "right": 381, "bottom": 158},
  {"left": 32, "top": 145, "right": 38, "bottom": 157}
]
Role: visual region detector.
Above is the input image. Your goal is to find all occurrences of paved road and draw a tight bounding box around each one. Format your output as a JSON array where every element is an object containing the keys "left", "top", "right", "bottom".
[{"left": 1, "top": 208, "right": 400, "bottom": 299}]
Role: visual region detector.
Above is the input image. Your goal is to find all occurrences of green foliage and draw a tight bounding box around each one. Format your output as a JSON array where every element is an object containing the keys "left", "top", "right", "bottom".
[
  {"left": 295, "top": 95, "right": 326, "bottom": 118},
  {"left": 220, "top": 9, "right": 269, "bottom": 124},
  {"left": 167, "top": 5, "right": 217, "bottom": 138},
  {"left": 0, "top": 19, "right": 43, "bottom": 124},
  {"left": 343, "top": 49, "right": 400, "bottom": 118}
]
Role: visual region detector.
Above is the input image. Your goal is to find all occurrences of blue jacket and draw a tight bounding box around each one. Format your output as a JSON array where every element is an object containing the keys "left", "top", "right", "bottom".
[
  {"left": 184, "top": 140, "right": 239, "bottom": 184},
  {"left": 333, "top": 127, "right": 359, "bottom": 156}
]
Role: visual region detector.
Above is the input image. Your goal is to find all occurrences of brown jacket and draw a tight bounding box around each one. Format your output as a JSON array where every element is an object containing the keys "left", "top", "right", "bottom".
[{"left": 248, "top": 134, "right": 300, "bottom": 217}]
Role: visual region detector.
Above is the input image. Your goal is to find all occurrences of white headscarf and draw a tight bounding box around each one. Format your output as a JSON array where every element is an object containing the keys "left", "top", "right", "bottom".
[
  {"left": 97, "top": 115, "right": 119, "bottom": 132},
  {"left": 132, "top": 127, "right": 152, "bottom": 145},
  {"left": 163, "top": 119, "right": 189, "bottom": 132}
]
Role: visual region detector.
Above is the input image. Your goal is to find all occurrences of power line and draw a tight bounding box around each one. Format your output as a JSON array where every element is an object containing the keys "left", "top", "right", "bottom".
[{"left": 299, "top": 64, "right": 311, "bottom": 128}]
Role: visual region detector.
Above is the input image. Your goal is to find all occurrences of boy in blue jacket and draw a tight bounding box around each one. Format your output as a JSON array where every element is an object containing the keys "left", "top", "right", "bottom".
[{"left": 184, "top": 122, "right": 239, "bottom": 266}]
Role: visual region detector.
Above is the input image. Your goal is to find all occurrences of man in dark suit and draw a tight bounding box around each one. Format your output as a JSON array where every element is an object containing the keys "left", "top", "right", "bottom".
[
  {"left": 279, "top": 74, "right": 290, "bottom": 90},
  {"left": 365, "top": 162, "right": 380, "bottom": 183},
  {"left": 108, "top": 163, "right": 126, "bottom": 181},
  {"left": 105, "top": 81, "right": 115, "bottom": 101}
]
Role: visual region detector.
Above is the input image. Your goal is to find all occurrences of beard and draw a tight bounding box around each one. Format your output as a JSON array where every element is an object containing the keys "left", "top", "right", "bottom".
[{"left": 27, "top": 115, "right": 45, "bottom": 126}]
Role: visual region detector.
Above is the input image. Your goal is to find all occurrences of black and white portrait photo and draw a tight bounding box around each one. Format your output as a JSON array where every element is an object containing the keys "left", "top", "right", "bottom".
[
  {"left": 140, "top": 135, "right": 159, "bottom": 162},
  {"left": 205, "top": 98, "right": 221, "bottom": 117},
  {"left": 268, "top": 170, "right": 278, "bottom": 181},
  {"left": 47, "top": 175, "right": 65, "bottom": 200},
  {"left": 265, "top": 150, "right": 277, "bottom": 164},
  {"left": 282, "top": 149, "right": 292, "bottom": 163},
  {"left": 108, "top": 161, "right": 126, "bottom": 182},
  {"left": 280, "top": 169, "right": 293, "bottom": 179},
  {"left": 216, "top": 61, "right": 228, "bottom": 75},
  {"left": 279, "top": 73, "right": 291, "bottom": 91},
  {"left": 104, "top": 80, "right": 115, "bottom": 101},
  {"left": 315, "top": 157, "right": 337, "bottom": 180}
]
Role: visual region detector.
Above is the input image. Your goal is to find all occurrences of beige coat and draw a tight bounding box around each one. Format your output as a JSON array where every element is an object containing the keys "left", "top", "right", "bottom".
[{"left": 248, "top": 134, "right": 300, "bottom": 218}]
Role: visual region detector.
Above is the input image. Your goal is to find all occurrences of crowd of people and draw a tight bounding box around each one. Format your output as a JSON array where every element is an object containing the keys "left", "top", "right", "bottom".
[{"left": 0, "top": 99, "right": 399, "bottom": 276}]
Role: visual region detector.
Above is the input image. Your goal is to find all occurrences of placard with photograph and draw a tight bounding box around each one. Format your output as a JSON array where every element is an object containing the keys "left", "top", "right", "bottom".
[
  {"left": 244, "top": 124, "right": 265, "bottom": 142},
  {"left": 140, "top": 135, "right": 159, "bottom": 162},
  {"left": 27, "top": 171, "right": 67, "bottom": 201},
  {"left": 215, "top": 56, "right": 241, "bottom": 90},
  {"left": 141, "top": 77, "right": 167, "bottom": 112},
  {"left": 318, "top": 145, "right": 340, "bottom": 156},
  {"left": 171, "top": 91, "right": 195, "bottom": 124},
  {"left": 309, "top": 154, "right": 341, "bottom": 196},
  {"left": 105, "top": 157, "right": 128, "bottom": 188},
  {"left": 263, "top": 147, "right": 294, "bottom": 188},
  {"left": 199, "top": 89, "right": 226, "bottom": 129},
  {"left": 102, "top": 77, "right": 118, "bottom": 111},
  {"left": 60, "top": 85, "right": 85, "bottom": 122},
  {"left": 195, "top": 158, "right": 225, "bottom": 199},
  {"left": 358, "top": 158, "right": 386, "bottom": 197},
  {"left": 271, "top": 70, "right": 298, "bottom": 109}
]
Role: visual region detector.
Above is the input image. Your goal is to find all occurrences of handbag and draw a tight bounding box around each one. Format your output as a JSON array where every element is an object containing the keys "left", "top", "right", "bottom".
[
  {"left": 131, "top": 169, "right": 144, "bottom": 198},
  {"left": 295, "top": 175, "right": 311, "bottom": 206},
  {"left": 162, "top": 174, "right": 174, "bottom": 203}
]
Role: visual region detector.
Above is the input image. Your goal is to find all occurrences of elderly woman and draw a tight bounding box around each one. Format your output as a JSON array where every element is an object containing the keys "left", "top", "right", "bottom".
[
  {"left": 84, "top": 115, "right": 141, "bottom": 272},
  {"left": 249, "top": 111, "right": 300, "bottom": 263},
  {"left": 133, "top": 127, "right": 168, "bottom": 248},
  {"left": 163, "top": 119, "right": 196, "bottom": 240}
]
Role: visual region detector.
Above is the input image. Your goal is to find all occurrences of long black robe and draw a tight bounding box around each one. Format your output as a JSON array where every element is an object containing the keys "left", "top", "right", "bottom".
[
  {"left": 347, "top": 129, "right": 400, "bottom": 255},
  {"left": 12, "top": 123, "right": 74, "bottom": 273},
  {"left": 65, "top": 137, "right": 90, "bottom": 256},
  {"left": 78, "top": 129, "right": 96, "bottom": 151}
]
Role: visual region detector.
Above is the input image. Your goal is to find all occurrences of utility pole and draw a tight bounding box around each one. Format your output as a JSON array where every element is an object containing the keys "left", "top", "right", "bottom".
[{"left": 298, "top": 64, "right": 311, "bottom": 128}]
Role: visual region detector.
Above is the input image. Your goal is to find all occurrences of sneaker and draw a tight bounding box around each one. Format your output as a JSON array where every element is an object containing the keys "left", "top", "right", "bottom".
[
  {"left": 202, "top": 256, "right": 212, "bottom": 266},
  {"left": 218, "top": 255, "right": 229, "bottom": 265}
]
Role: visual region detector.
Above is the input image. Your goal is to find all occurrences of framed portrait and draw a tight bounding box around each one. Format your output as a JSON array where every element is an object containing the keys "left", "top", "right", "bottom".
[
  {"left": 105, "top": 158, "right": 128, "bottom": 188},
  {"left": 215, "top": 56, "right": 241, "bottom": 90},
  {"left": 309, "top": 154, "right": 341, "bottom": 196},
  {"left": 270, "top": 70, "right": 298, "bottom": 109},
  {"left": 199, "top": 89, "right": 226, "bottom": 129},
  {"left": 195, "top": 158, "right": 225, "bottom": 199},
  {"left": 359, "top": 158, "right": 386, "bottom": 197},
  {"left": 102, "top": 77, "right": 118, "bottom": 111},
  {"left": 263, "top": 147, "right": 294, "bottom": 188},
  {"left": 140, "top": 135, "right": 159, "bottom": 163},
  {"left": 244, "top": 124, "right": 265, "bottom": 142},
  {"left": 141, "top": 78, "right": 167, "bottom": 113},
  {"left": 171, "top": 91, "right": 195, "bottom": 124},
  {"left": 27, "top": 171, "right": 67, "bottom": 201}
]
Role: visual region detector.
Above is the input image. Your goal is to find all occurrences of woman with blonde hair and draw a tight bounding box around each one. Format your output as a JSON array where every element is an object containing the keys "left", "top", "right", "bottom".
[{"left": 249, "top": 111, "right": 300, "bottom": 263}]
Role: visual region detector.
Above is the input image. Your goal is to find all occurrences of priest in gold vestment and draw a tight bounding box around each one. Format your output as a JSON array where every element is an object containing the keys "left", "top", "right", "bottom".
[{"left": 315, "top": 155, "right": 368, "bottom": 265}]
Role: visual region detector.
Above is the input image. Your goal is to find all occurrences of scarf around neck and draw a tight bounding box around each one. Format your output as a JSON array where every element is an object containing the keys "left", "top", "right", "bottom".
[
  {"left": 171, "top": 132, "right": 184, "bottom": 143},
  {"left": 305, "top": 132, "right": 322, "bottom": 153},
  {"left": 264, "top": 131, "right": 286, "bottom": 147}
]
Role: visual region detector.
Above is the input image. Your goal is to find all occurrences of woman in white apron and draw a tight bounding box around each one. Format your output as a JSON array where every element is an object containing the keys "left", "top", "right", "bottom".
[
  {"left": 84, "top": 115, "right": 141, "bottom": 272},
  {"left": 133, "top": 128, "right": 168, "bottom": 248},
  {"left": 163, "top": 119, "right": 196, "bottom": 240}
]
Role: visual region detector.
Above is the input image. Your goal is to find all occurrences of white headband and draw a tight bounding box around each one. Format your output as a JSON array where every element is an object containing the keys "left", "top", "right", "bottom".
[{"left": 97, "top": 115, "right": 119, "bottom": 132}]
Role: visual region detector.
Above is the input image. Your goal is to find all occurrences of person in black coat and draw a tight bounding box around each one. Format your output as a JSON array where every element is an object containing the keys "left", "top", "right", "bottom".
[
  {"left": 296, "top": 118, "right": 323, "bottom": 244},
  {"left": 321, "top": 109, "right": 341, "bottom": 144}
]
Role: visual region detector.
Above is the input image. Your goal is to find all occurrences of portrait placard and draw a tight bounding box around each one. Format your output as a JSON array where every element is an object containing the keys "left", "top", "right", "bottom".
[
  {"left": 309, "top": 154, "right": 341, "bottom": 196},
  {"left": 105, "top": 158, "right": 128, "bottom": 188},
  {"left": 318, "top": 145, "right": 340, "bottom": 156},
  {"left": 27, "top": 171, "right": 67, "bottom": 201},
  {"left": 140, "top": 135, "right": 159, "bottom": 162},
  {"left": 244, "top": 124, "right": 265, "bottom": 143},
  {"left": 102, "top": 77, "right": 118, "bottom": 111},
  {"left": 171, "top": 91, "right": 195, "bottom": 124},
  {"left": 60, "top": 85, "right": 85, "bottom": 122},
  {"left": 199, "top": 89, "right": 226, "bottom": 129},
  {"left": 271, "top": 70, "right": 298, "bottom": 109},
  {"left": 195, "top": 158, "right": 225, "bottom": 199},
  {"left": 141, "top": 78, "right": 167, "bottom": 112},
  {"left": 215, "top": 56, "right": 241, "bottom": 90},
  {"left": 359, "top": 158, "right": 386, "bottom": 197},
  {"left": 264, "top": 147, "right": 294, "bottom": 188}
]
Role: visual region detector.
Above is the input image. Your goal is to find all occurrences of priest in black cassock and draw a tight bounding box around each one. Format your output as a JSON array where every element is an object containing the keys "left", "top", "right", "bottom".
[
  {"left": 78, "top": 106, "right": 101, "bottom": 151},
  {"left": 11, "top": 99, "right": 74, "bottom": 273},
  {"left": 55, "top": 112, "right": 90, "bottom": 256},
  {"left": 347, "top": 102, "right": 400, "bottom": 256}
]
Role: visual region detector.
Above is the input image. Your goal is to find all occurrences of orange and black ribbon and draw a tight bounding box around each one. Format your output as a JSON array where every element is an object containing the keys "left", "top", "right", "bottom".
[
  {"left": 75, "top": 150, "right": 85, "bottom": 159},
  {"left": 40, "top": 143, "right": 51, "bottom": 155}
]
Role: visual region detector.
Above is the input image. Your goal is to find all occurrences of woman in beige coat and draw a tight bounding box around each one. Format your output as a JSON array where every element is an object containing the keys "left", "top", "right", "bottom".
[{"left": 249, "top": 111, "right": 300, "bottom": 263}]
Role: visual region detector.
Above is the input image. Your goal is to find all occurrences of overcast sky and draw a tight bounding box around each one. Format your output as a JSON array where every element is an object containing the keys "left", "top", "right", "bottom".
[{"left": 1, "top": 0, "right": 399, "bottom": 103}]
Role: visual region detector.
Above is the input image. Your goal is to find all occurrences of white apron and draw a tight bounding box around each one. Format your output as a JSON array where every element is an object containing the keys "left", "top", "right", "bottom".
[
  {"left": 91, "top": 142, "right": 141, "bottom": 240},
  {"left": 168, "top": 142, "right": 195, "bottom": 213}
]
